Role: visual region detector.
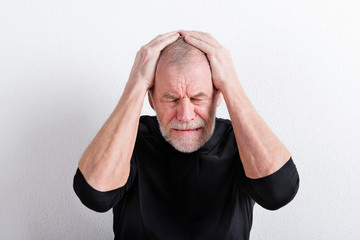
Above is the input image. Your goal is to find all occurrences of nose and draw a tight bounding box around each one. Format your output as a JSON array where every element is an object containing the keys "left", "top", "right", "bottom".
[{"left": 176, "top": 99, "right": 195, "bottom": 122}]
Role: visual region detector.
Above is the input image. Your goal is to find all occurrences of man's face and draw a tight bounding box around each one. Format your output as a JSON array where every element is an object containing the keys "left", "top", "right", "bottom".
[{"left": 150, "top": 55, "right": 221, "bottom": 153}]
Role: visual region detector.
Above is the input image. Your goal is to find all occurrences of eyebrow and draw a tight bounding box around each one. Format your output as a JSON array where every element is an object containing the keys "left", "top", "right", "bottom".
[
  {"left": 161, "top": 91, "right": 209, "bottom": 100},
  {"left": 191, "top": 92, "right": 209, "bottom": 98},
  {"left": 162, "top": 93, "right": 179, "bottom": 99}
]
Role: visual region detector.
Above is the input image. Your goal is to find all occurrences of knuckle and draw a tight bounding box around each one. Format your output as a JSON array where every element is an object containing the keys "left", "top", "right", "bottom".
[
  {"left": 140, "top": 45, "right": 148, "bottom": 52},
  {"left": 216, "top": 45, "right": 227, "bottom": 53},
  {"left": 140, "top": 46, "right": 152, "bottom": 55},
  {"left": 213, "top": 47, "right": 221, "bottom": 54},
  {"left": 202, "top": 31, "right": 212, "bottom": 38},
  {"left": 220, "top": 46, "right": 227, "bottom": 51}
]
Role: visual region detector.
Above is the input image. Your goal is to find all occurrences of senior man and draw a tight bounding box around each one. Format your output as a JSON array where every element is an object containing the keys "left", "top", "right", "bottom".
[{"left": 73, "top": 30, "right": 299, "bottom": 239}]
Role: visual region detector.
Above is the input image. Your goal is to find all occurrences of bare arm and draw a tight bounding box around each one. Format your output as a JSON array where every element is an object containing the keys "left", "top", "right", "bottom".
[
  {"left": 218, "top": 81, "right": 291, "bottom": 178},
  {"left": 182, "top": 31, "right": 290, "bottom": 179},
  {"left": 78, "top": 32, "right": 180, "bottom": 191}
]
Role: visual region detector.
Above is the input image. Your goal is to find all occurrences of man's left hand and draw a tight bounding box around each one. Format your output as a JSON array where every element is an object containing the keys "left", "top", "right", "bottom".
[{"left": 180, "top": 30, "right": 239, "bottom": 91}]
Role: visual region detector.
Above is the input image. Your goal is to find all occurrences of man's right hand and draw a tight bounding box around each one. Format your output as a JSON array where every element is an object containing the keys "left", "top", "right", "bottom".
[
  {"left": 128, "top": 31, "right": 180, "bottom": 90},
  {"left": 77, "top": 31, "right": 180, "bottom": 192}
]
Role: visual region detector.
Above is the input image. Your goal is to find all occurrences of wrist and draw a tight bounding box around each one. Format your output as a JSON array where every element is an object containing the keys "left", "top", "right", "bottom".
[
  {"left": 119, "top": 80, "right": 149, "bottom": 106},
  {"left": 217, "top": 77, "right": 241, "bottom": 94},
  {"left": 125, "top": 77, "right": 150, "bottom": 94}
]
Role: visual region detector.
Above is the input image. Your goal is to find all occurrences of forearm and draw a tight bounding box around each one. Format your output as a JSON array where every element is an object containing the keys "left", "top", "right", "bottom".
[
  {"left": 180, "top": 30, "right": 292, "bottom": 178},
  {"left": 221, "top": 81, "right": 291, "bottom": 179},
  {"left": 78, "top": 81, "right": 147, "bottom": 191},
  {"left": 77, "top": 32, "right": 180, "bottom": 192}
]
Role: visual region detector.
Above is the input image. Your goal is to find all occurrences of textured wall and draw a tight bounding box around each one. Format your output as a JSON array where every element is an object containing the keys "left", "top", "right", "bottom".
[{"left": 1, "top": 0, "right": 359, "bottom": 239}]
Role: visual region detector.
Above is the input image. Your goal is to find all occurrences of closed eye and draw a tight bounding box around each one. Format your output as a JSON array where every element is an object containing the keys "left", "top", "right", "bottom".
[
  {"left": 161, "top": 97, "right": 180, "bottom": 106},
  {"left": 190, "top": 96, "right": 209, "bottom": 104},
  {"left": 190, "top": 97, "right": 203, "bottom": 102},
  {"left": 165, "top": 98, "right": 179, "bottom": 103}
]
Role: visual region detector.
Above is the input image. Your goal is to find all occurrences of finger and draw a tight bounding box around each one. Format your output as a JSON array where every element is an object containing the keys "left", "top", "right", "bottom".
[
  {"left": 147, "top": 32, "right": 180, "bottom": 52},
  {"left": 183, "top": 35, "right": 216, "bottom": 56},
  {"left": 148, "top": 31, "right": 179, "bottom": 47},
  {"left": 180, "top": 30, "right": 220, "bottom": 47}
]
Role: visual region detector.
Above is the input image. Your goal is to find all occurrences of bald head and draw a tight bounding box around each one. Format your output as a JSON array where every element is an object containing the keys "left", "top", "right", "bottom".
[{"left": 156, "top": 36, "right": 210, "bottom": 72}]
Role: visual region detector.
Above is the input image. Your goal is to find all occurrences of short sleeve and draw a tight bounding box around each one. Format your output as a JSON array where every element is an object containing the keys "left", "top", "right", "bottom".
[
  {"left": 73, "top": 156, "right": 137, "bottom": 213},
  {"left": 240, "top": 157, "right": 300, "bottom": 210}
]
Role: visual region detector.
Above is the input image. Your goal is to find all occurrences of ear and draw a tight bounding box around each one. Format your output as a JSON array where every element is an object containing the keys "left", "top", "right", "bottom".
[
  {"left": 216, "top": 91, "right": 223, "bottom": 107},
  {"left": 148, "top": 91, "right": 155, "bottom": 110}
]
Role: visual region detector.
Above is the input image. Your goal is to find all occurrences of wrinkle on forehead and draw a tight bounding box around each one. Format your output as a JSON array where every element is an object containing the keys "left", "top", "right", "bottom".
[
  {"left": 179, "top": 77, "right": 187, "bottom": 98},
  {"left": 160, "top": 73, "right": 212, "bottom": 100},
  {"left": 154, "top": 53, "right": 213, "bottom": 100},
  {"left": 159, "top": 75, "right": 187, "bottom": 99}
]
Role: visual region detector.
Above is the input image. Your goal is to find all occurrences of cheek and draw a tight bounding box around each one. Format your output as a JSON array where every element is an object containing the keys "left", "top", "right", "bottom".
[
  {"left": 195, "top": 105, "right": 213, "bottom": 120},
  {"left": 157, "top": 106, "right": 177, "bottom": 124}
]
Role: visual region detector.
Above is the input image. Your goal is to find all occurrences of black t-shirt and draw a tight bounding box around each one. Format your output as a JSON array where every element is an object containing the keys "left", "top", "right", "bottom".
[{"left": 73, "top": 116, "right": 299, "bottom": 240}]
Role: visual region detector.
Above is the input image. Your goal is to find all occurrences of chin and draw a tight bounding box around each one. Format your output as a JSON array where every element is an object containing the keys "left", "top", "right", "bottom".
[
  {"left": 171, "top": 142, "right": 201, "bottom": 153},
  {"left": 167, "top": 135, "right": 207, "bottom": 153}
]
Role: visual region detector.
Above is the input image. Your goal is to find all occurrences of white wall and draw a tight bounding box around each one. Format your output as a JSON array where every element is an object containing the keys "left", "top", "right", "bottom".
[{"left": 1, "top": 0, "right": 359, "bottom": 239}]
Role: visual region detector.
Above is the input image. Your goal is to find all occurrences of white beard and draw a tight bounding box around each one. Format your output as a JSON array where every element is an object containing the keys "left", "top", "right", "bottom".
[{"left": 157, "top": 117, "right": 215, "bottom": 153}]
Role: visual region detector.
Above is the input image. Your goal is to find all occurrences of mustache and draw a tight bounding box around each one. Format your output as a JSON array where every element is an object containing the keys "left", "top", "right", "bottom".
[{"left": 167, "top": 119, "right": 206, "bottom": 130}]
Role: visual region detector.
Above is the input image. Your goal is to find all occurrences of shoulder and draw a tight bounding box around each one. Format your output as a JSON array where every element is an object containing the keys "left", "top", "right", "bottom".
[
  {"left": 138, "top": 115, "right": 160, "bottom": 137},
  {"left": 199, "top": 118, "right": 235, "bottom": 153},
  {"left": 214, "top": 117, "right": 234, "bottom": 137},
  {"left": 215, "top": 117, "right": 232, "bottom": 127},
  {"left": 139, "top": 115, "right": 157, "bottom": 126},
  {"left": 135, "top": 115, "right": 168, "bottom": 153}
]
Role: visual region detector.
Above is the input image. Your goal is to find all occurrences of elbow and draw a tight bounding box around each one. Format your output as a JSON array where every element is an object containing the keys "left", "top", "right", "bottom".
[
  {"left": 73, "top": 178, "right": 113, "bottom": 213},
  {"left": 73, "top": 168, "right": 121, "bottom": 213},
  {"left": 260, "top": 173, "right": 300, "bottom": 211}
]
